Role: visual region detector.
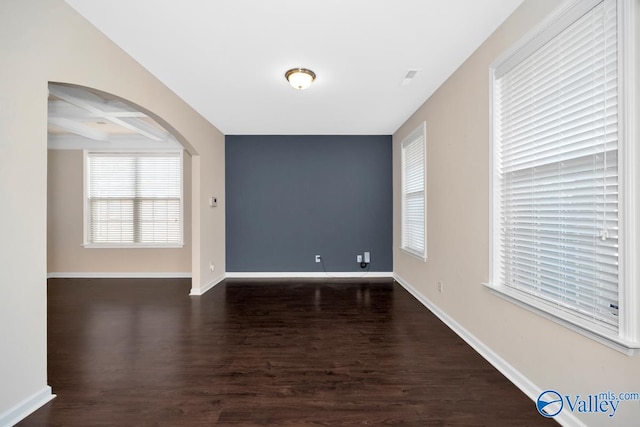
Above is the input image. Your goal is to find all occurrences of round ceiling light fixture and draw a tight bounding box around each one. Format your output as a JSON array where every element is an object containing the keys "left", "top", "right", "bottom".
[{"left": 285, "top": 68, "right": 316, "bottom": 90}]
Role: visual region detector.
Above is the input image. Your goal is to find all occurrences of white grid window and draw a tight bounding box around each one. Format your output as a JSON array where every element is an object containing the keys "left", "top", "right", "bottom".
[
  {"left": 85, "top": 151, "right": 183, "bottom": 247},
  {"left": 401, "top": 122, "right": 426, "bottom": 259},
  {"left": 489, "top": 0, "right": 638, "bottom": 352}
]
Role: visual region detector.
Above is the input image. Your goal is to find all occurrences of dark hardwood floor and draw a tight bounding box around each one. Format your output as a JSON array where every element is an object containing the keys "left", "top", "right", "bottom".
[{"left": 18, "top": 278, "right": 556, "bottom": 426}]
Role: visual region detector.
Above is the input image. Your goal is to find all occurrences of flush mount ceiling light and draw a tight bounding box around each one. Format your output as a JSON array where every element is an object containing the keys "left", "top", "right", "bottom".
[{"left": 285, "top": 68, "right": 316, "bottom": 90}]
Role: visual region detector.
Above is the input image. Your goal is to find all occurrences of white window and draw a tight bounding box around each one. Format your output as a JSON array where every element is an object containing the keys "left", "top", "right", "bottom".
[
  {"left": 401, "top": 122, "right": 427, "bottom": 260},
  {"left": 84, "top": 151, "right": 183, "bottom": 247},
  {"left": 487, "top": 0, "right": 638, "bottom": 352}
]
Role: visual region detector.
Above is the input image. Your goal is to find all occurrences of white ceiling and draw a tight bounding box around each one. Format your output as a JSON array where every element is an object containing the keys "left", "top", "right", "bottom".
[{"left": 64, "top": 0, "right": 524, "bottom": 135}]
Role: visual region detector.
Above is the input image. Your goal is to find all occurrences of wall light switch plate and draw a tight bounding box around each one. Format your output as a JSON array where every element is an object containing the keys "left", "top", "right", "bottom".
[{"left": 210, "top": 197, "right": 217, "bottom": 207}]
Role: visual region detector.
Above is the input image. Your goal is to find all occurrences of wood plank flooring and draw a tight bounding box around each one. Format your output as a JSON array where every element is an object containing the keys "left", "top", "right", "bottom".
[{"left": 18, "top": 278, "right": 557, "bottom": 426}]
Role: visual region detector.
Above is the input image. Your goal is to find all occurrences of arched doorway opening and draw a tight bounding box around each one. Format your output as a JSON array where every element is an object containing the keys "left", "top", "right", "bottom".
[{"left": 47, "top": 83, "right": 195, "bottom": 281}]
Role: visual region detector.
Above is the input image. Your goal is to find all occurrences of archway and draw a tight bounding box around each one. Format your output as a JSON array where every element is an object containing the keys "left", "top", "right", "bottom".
[{"left": 47, "top": 83, "right": 197, "bottom": 283}]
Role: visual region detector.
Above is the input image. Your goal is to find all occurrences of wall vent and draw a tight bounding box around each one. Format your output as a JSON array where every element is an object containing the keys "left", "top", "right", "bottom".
[{"left": 401, "top": 69, "right": 421, "bottom": 86}]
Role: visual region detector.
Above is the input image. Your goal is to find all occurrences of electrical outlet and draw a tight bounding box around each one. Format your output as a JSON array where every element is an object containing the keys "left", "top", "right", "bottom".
[
  {"left": 315, "top": 255, "right": 321, "bottom": 263},
  {"left": 364, "top": 252, "right": 370, "bottom": 263},
  {"left": 357, "top": 254, "right": 363, "bottom": 263},
  {"left": 437, "top": 281, "right": 444, "bottom": 293},
  {"left": 209, "top": 261, "right": 215, "bottom": 272}
]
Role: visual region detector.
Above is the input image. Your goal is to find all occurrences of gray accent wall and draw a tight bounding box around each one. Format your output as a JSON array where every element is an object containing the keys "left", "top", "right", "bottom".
[{"left": 226, "top": 135, "right": 392, "bottom": 272}]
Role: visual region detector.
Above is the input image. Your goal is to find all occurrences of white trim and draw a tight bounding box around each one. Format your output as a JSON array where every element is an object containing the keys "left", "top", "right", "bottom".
[
  {"left": 393, "top": 274, "right": 587, "bottom": 427},
  {"left": 225, "top": 272, "right": 394, "bottom": 279},
  {"left": 47, "top": 272, "right": 191, "bottom": 279},
  {"left": 190, "top": 274, "right": 226, "bottom": 296},
  {"left": 399, "top": 247, "right": 427, "bottom": 262},
  {"left": 83, "top": 148, "right": 88, "bottom": 246},
  {"left": 491, "top": 0, "right": 601, "bottom": 77},
  {"left": 619, "top": 0, "right": 638, "bottom": 346},
  {"left": 0, "top": 386, "right": 55, "bottom": 427},
  {"left": 488, "top": 65, "right": 499, "bottom": 289},
  {"left": 483, "top": 282, "right": 640, "bottom": 355}
]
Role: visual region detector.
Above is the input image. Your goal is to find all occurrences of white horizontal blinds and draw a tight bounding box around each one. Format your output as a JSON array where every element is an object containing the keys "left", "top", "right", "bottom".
[
  {"left": 88, "top": 155, "right": 135, "bottom": 244},
  {"left": 496, "top": 0, "right": 619, "bottom": 330},
  {"left": 402, "top": 125, "right": 425, "bottom": 257},
  {"left": 87, "top": 152, "right": 182, "bottom": 245},
  {"left": 136, "top": 155, "right": 182, "bottom": 244}
]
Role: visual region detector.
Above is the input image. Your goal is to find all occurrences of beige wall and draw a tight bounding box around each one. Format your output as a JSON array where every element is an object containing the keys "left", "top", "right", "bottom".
[
  {"left": 0, "top": 0, "right": 225, "bottom": 420},
  {"left": 393, "top": 1, "right": 640, "bottom": 426},
  {"left": 47, "top": 150, "right": 192, "bottom": 274}
]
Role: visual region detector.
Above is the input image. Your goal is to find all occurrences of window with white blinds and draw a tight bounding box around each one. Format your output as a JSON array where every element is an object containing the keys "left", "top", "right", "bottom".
[
  {"left": 85, "top": 151, "right": 183, "bottom": 247},
  {"left": 489, "top": 0, "right": 635, "bottom": 345},
  {"left": 401, "top": 123, "right": 426, "bottom": 259}
]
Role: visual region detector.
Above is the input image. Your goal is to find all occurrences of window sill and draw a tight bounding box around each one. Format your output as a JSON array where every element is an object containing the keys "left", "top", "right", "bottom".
[
  {"left": 400, "top": 247, "right": 427, "bottom": 262},
  {"left": 482, "top": 282, "right": 640, "bottom": 356},
  {"left": 83, "top": 244, "right": 184, "bottom": 249}
]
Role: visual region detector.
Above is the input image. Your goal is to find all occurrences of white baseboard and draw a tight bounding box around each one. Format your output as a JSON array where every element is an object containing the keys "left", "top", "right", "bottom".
[
  {"left": 190, "top": 272, "right": 393, "bottom": 296},
  {"left": 225, "top": 272, "right": 393, "bottom": 279},
  {"left": 190, "top": 274, "right": 226, "bottom": 296},
  {"left": 47, "top": 272, "right": 192, "bottom": 279},
  {"left": 393, "top": 273, "right": 586, "bottom": 427},
  {"left": 0, "top": 386, "right": 55, "bottom": 427}
]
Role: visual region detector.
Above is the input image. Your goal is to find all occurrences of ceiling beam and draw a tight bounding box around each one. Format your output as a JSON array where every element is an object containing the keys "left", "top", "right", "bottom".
[
  {"left": 48, "top": 100, "right": 147, "bottom": 119},
  {"left": 116, "top": 117, "right": 171, "bottom": 141}
]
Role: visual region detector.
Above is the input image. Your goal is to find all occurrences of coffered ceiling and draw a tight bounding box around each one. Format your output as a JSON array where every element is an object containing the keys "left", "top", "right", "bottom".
[{"left": 48, "top": 84, "right": 181, "bottom": 150}]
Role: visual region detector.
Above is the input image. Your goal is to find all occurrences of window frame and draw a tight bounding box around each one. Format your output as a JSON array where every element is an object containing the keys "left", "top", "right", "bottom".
[
  {"left": 485, "top": 0, "right": 638, "bottom": 354},
  {"left": 400, "top": 122, "right": 427, "bottom": 261},
  {"left": 83, "top": 149, "right": 185, "bottom": 249}
]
